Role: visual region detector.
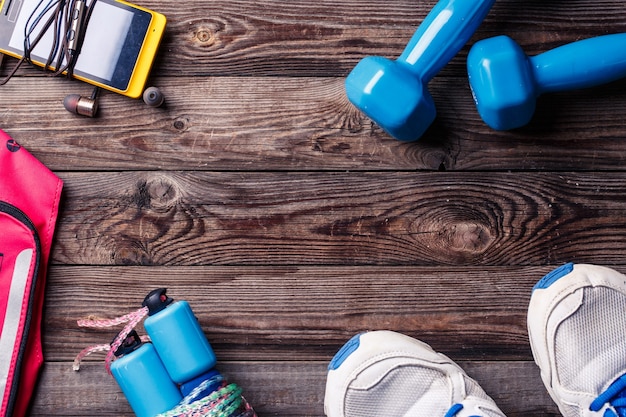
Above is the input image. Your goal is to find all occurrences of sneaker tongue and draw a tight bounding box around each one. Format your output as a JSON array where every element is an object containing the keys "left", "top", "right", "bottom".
[{"left": 590, "top": 374, "right": 626, "bottom": 416}]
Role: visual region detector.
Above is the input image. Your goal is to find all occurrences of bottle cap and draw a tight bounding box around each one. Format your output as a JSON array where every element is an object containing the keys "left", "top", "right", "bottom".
[
  {"left": 112, "top": 330, "right": 143, "bottom": 357},
  {"left": 142, "top": 288, "right": 174, "bottom": 316}
]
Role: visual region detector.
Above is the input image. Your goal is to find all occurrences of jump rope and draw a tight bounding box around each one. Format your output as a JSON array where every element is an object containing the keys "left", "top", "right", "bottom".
[{"left": 74, "top": 302, "right": 257, "bottom": 417}]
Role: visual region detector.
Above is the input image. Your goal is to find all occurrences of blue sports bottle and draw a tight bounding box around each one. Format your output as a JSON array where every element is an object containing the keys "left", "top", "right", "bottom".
[
  {"left": 109, "top": 330, "right": 182, "bottom": 417},
  {"left": 142, "top": 288, "right": 218, "bottom": 384}
]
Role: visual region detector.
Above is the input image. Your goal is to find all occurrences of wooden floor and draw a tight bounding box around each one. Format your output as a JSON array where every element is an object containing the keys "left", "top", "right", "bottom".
[{"left": 1, "top": 0, "right": 625, "bottom": 415}]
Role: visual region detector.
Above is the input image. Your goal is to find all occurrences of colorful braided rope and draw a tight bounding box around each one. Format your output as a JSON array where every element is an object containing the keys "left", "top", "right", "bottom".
[
  {"left": 74, "top": 306, "right": 149, "bottom": 373},
  {"left": 156, "top": 374, "right": 257, "bottom": 417}
]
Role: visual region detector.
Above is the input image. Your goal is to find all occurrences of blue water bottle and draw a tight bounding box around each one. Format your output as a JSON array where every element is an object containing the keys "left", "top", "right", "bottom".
[
  {"left": 142, "top": 289, "right": 218, "bottom": 384},
  {"left": 110, "top": 330, "right": 183, "bottom": 417}
]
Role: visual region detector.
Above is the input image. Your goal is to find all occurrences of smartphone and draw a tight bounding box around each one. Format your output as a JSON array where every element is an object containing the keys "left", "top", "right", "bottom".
[{"left": 0, "top": 0, "right": 166, "bottom": 98}]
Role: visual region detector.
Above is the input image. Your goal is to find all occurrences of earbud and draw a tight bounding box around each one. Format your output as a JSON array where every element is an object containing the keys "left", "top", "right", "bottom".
[
  {"left": 63, "top": 85, "right": 164, "bottom": 117},
  {"left": 63, "top": 87, "right": 99, "bottom": 117},
  {"left": 142, "top": 86, "right": 164, "bottom": 107}
]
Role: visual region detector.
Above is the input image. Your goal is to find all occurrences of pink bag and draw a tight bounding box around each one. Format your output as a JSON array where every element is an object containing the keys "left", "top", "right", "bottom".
[{"left": 0, "top": 130, "right": 63, "bottom": 417}]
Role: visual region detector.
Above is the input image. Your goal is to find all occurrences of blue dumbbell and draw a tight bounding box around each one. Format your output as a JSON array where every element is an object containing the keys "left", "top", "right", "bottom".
[
  {"left": 467, "top": 33, "right": 626, "bottom": 130},
  {"left": 345, "top": 0, "right": 495, "bottom": 141}
]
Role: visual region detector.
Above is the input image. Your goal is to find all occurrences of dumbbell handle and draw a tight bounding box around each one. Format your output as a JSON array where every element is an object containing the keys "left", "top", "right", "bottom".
[
  {"left": 532, "top": 33, "right": 626, "bottom": 94},
  {"left": 398, "top": 0, "right": 495, "bottom": 82}
]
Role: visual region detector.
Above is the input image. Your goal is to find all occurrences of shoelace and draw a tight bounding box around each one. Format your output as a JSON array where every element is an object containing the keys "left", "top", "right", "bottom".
[
  {"left": 444, "top": 403, "right": 481, "bottom": 417},
  {"left": 74, "top": 309, "right": 257, "bottom": 417},
  {"left": 590, "top": 374, "right": 626, "bottom": 417}
]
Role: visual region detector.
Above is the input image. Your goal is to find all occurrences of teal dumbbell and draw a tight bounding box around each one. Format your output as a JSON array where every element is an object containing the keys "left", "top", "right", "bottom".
[
  {"left": 345, "top": 0, "right": 495, "bottom": 141},
  {"left": 468, "top": 33, "right": 626, "bottom": 130}
]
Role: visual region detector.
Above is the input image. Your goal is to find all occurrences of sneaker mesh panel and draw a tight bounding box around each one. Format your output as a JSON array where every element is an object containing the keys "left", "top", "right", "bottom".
[
  {"left": 466, "top": 378, "right": 490, "bottom": 402},
  {"left": 466, "top": 377, "right": 506, "bottom": 417},
  {"left": 481, "top": 409, "right": 505, "bottom": 417},
  {"left": 560, "top": 403, "right": 580, "bottom": 417},
  {"left": 344, "top": 365, "right": 449, "bottom": 417},
  {"left": 555, "top": 287, "right": 626, "bottom": 394}
]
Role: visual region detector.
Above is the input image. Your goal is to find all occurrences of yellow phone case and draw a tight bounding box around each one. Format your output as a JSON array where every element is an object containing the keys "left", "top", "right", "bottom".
[{"left": 0, "top": 0, "right": 166, "bottom": 98}]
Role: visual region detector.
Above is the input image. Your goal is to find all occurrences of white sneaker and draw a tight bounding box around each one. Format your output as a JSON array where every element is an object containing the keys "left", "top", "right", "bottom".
[
  {"left": 324, "top": 330, "right": 506, "bottom": 417},
  {"left": 528, "top": 263, "right": 626, "bottom": 417}
]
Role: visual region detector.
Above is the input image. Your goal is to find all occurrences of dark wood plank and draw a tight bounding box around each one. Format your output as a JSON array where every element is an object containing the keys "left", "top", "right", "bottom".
[
  {"left": 4, "top": 1, "right": 625, "bottom": 79},
  {"left": 88, "top": 0, "right": 626, "bottom": 78},
  {"left": 49, "top": 171, "right": 626, "bottom": 267},
  {"left": 1, "top": 76, "right": 625, "bottom": 172},
  {"left": 43, "top": 264, "right": 626, "bottom": 362},
  {"left": 43, "top": 265, "right": 537, "bottom": 362}
]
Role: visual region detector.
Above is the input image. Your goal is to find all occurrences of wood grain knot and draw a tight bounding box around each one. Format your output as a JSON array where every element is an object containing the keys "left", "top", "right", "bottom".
[
  {"left": 113, "top": 246, "right": 152, "bottom": 266},
  {"left": 441, "top": 222, "right": 493, "bottom": 253},
  {"left": 173, "top": 117, "right": 190, "bottom": 132},
  {"left": 194, "top": 28, "right": 215, "bottom": 45},
  {"left": 133, "top": 176, "right": 181, "bottom": 212}
]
